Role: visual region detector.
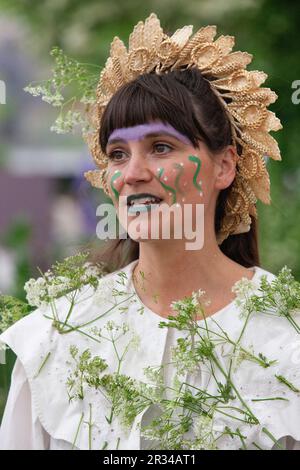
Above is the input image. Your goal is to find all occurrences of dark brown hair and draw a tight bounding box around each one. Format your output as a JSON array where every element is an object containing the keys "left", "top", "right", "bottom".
[{"left": 90, "top": 66, "right": 260, "bottom": 272}]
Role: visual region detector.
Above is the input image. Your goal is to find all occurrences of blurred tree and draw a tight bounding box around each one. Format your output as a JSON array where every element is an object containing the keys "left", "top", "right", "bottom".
[
  {"left": 1, "top": 218, "right": 33, "bottom": 300},
  {"left": 0, "top": 0, "right": 257, "bottom": 60},
  {"left": 223, "top": 0, "right": 300, "bottom": 277}
]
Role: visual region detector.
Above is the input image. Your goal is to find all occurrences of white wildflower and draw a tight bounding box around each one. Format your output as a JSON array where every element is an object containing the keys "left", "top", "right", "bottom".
[
  {"left": 23, "top": 85, "right": 47, "bottom": 97},
  {"left": 230, "top": 344, "right": 255, "bottom": 372},
  {"left": 50, "top": 111, "right": 82, "bottom": 134},
  {"left": 80, "top": 262, "right": 101, "bottom": 283},
  {"left": 92, "top": 278, "right": 116, "bottom": 306},
  {"left": 24, "top": 277, "right": 48, "bottom": 307},
  {"left": 103, "top": 320, "right": 130, "bottom": 336},
  {"left": 230, "top": 345, "right": 244, "bottom": 372},
  {"left": 89, "top": 326, "right": 102, "bottom": 338},
  {"left": 129, "top": 332, "right": 141, "bottom": 351},
  {"left": 80, "top": 94, "right": 96, "bottom": 105},
  {"left": 104, "top": 320, "right": 118, "bottom": 332},
  {"left": 48, "top": 275, "right": 71, "bottom": 293},
  {"left": 191, "top": 414, "right": 219, "bottom": 449},
  {"left": 193, "top": 415, "right": 212, "bottom": 438},
  {"left": 169, "top": 299, "right": 186, "bottom": 312},
  {"left": 232, "top": 277, "right": 259, "bottom": 318},
  {"left": 47, "top": 284, "right": 66, "bottom": 298},
  {"left": 83, "top": 262, "right": 101, "bottom": 277},
  {"left": 143, "top": 366, "right": 163, "bottom": 384},
  {"left": 41, "top": 92, "right": 64, "bottom": 106},
  {"left": 191, "top": 288, "right": 206, "bottom": 307},
  {"left": 50, "top": 115, "right": 67, "bottom": 134},
  {"left": 232, "top": 277, "right": 256, "bottom": 297}
]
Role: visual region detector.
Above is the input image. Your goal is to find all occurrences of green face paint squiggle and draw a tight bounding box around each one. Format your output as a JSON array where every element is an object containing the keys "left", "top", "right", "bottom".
[
  {"left": 154, "top": 167, "right": 177, "bottom": 204},
  {"left": 188, "top": 155, "right": 202, "bottom": 191},
  {"left": 110, "top": 171, "right": 122, "bottom": 201}
]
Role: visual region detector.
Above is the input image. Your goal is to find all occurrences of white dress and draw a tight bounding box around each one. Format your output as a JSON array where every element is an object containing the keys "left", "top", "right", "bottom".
[{"left": 0, "top": 259, "right": 300, "bottom": 450}]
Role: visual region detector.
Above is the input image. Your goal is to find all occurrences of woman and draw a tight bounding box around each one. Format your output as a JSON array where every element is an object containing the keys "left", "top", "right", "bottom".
[{"left": 0, "top": 13, "right": 300, "bottom": 450}]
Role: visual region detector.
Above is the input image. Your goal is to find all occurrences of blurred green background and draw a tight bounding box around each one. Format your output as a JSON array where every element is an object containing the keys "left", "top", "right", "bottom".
[{"left": 0, "top": 0, "right": 299, "bottom": 420}]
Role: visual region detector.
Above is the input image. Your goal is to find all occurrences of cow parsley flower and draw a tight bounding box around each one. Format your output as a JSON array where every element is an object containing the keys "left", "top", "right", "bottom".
[{"left": 24, "top": 277, "right": 48, "bottom": 307}]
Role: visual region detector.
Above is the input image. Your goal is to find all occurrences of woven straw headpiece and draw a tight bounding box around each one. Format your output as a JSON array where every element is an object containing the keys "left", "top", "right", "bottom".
[{"left": 83, "top": 12, "right": 282, "bottom": 244}]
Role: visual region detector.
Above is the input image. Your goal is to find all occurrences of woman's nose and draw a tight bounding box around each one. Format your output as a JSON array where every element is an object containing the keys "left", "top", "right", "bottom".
[{"left": 122, "top": 153, "right": 153, "bottom": 185}]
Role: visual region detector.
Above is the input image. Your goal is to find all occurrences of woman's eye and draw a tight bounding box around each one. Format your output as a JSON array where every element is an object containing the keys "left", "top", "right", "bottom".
[
  {"left": 153, "top": 143, "right": 172, "bottom": 154},
  {"left": 107, "top": 150, "right": 126, "bottom": 161}
]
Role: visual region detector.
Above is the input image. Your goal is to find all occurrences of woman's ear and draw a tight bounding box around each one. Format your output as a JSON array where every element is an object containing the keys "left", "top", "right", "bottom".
[{"left": 214, "top": 145, "right": 237, "bottom": 191}]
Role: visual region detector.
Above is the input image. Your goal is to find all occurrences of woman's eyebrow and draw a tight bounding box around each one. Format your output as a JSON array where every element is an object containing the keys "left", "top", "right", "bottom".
[{"left": 107, "top": 131, "right": 191, "bottom": 147}]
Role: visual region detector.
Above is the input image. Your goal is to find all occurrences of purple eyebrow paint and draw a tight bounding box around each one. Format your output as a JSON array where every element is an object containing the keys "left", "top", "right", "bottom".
[{"left": 107, "top": 122, "right": 192, "bottom": 147}]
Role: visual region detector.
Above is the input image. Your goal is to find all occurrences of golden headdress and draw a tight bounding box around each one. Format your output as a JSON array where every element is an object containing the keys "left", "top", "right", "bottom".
[{"left": 83, "top": 12, "right": 282, "bottom": 245}]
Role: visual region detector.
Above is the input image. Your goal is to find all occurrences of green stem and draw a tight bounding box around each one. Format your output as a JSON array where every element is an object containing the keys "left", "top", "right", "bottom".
[
  {"left": 227, "top": 309, "right": 253, "bottom": 379},
  {"left": 88, "top": 403, "right": 93, "bottom": 450},
  {"left": 283, "top": 312, "right": 300, "bottom": 333},
  {"left": 262, "top": 427, "right": 284, "bottom": 449},
  {"left": 61, "top": 292, "right": 77, "bottom": 328},
  {"left": 72, "top": 412, "right": 84, "bottom": 450},
  {"left": 236, "top": 428, "right": 247, "bottom": 450},
  {"left": 59, "top": 293, "right": 136, "bottom": 333},
  {"left": 251, "top": 397, "right": 289, "bottom": 402},
  {"left": 275, "top": 374, "right": 300, "bottom": 393},
  {"left": 252, "top": 441, "right": 264, "bottom": 450},
  {"left": 78, "top": 62, "right": 102, "bottom": 69},
  {"left": 33, "top": 351, "right": 51, "bottom": 378},
  {"left": 43, "top": 315, "right": 102, "bottom": 344},
  {"left": 49, "top": 300, "right": 59, "bottom": 324},
  {"left": 106, "top": 406, "right": 114, "bottom": 424},
  {"left": 211, "top": 355, "right": 259, "bottom": 425},
  {"left": 213, "top": 408, "right": 254, "bottom": 425}
]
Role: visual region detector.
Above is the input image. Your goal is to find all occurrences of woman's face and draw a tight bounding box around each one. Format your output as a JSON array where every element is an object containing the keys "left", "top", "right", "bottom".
[{"left": 104, "top": 120, "right": 235, "bottom": 243}]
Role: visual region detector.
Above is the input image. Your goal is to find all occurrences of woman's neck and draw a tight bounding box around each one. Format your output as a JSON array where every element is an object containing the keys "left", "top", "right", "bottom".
[{"left": 132, "top": 239, "right": 255, "bottom": 319}]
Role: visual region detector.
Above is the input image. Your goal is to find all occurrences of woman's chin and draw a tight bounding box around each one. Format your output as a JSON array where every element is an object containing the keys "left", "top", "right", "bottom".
[{"left": 127, "top": 226, "right": 160, "bottom": 242}]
